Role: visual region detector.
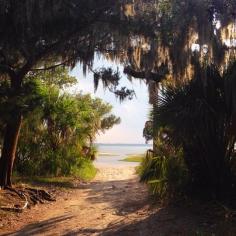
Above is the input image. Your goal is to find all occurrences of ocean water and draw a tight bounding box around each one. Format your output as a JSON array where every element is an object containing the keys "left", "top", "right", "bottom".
[{"left": 94, "top": 143, "right": 152, "bottom": 167}]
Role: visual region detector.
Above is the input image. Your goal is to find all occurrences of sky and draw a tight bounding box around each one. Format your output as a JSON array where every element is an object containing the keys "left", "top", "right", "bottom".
[{"left": 70, "top": 57, "right": 150, "bottom": 144}]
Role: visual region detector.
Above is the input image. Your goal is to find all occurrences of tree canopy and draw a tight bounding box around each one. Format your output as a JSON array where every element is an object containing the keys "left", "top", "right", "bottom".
[{"left": 0, "top": 0, "right": 236, "bottom": 197}]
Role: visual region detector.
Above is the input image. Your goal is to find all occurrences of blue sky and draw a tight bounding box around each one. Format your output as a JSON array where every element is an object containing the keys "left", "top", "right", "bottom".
[{"left": 70, "top": 57, "right": 150, "bottom": 144}]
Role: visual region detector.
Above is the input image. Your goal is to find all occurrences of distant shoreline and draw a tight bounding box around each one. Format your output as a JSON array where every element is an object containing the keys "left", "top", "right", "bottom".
[
  {"left": 98, "top": 152, "right": 120, "bottom": 156},
  {"left": 95, "top": 143, "right": 152, "bottom": 146}
]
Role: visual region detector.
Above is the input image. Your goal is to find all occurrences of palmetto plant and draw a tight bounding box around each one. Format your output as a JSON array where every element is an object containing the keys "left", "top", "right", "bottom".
[
  {"left": 157, "top": 64, "right": 236, "bottom": 196},
  {"left": 139, "top": 139, "right": 187, "bottom": 199}
]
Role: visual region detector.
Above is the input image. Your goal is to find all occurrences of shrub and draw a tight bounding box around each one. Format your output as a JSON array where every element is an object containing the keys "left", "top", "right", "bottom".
[
  {"left": 138, "top": 136, "right": 188, "bottom": 199},
  {"left": 157, "top": 65, "right": 236, "bottom": 197},
  {"left": 71, "top": 158, "right": 97, "bottom": 181},
  {"left": 12, "top": 68, "right": 119, "bottom": 179}
]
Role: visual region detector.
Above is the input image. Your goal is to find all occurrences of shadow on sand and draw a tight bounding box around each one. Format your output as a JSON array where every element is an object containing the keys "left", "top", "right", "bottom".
[
  {"left": 2, "top": 215, "right": 74, "bottom": 236},
  {"left": 2, "top": 178, "right": 236, "bottom": 236}
]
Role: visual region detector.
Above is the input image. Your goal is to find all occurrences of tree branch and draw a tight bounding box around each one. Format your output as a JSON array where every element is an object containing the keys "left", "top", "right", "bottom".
[
  {"left": 123, "top": 66, "right": 167, "bottom": 83},
  {"left": 30, "top": 61, "right": 70, "bottom": 72}
]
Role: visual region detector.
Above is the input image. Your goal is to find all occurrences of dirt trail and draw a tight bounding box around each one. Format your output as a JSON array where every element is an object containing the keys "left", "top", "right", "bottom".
[
  {"left": 0, "top": 167, "right": 152, "bottom": 236},
  {"left": 1, "top": 166, "right": 233, "bottom": 236}
]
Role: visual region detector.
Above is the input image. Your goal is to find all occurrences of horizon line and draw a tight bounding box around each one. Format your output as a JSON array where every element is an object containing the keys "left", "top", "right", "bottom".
[{"left": 95, "top": 142, "right": 152, "bottom": 145}]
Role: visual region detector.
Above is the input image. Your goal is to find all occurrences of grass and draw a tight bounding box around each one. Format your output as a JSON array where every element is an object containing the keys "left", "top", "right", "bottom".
[
  {"left": 13, "top": 176, "right": 75, "bottom": 188},
  {"left": 12, "top": 160, "right": 97, "bottom": 188},
  {"left": 120, "top": 154, "right": 144, "bottom": 162},
  {"left": 12, "top": 158, "right": 97, "bottom": 188}
]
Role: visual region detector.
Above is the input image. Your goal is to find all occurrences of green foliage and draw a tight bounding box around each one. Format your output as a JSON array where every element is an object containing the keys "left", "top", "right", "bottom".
[
  {"left": 30, "top": 68, "right": 77, "bottom": 89},
  {"left": 0, "top": 78, "right": 44, "bottom": 122},
  {"left": 71, "top": 158, "right": 97, "bottom": 181},
  {"left": 13, "top": 176, "right": 75, "bottom": 189},
  {"left": 1, "top": 0, "right": 236, "bottom": 196},
  {"left": 138, "top": 136, "right": 188, "bottom": 199},
  {"left": 13, "top": 68, "right": 119, "bottom": 178}
]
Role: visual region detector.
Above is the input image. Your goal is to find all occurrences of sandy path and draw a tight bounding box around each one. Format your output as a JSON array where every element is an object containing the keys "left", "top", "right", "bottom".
[
  {"left": 1, "top": 166, "right": 232, "bottom": 235},
  {"left": 1, "top": 166, "right": 151, "bottom": 236}
]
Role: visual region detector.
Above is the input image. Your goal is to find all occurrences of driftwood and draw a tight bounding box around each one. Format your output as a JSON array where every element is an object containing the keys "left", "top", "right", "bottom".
[{"left": 0, "top": 186, "right": 56, "bottom": 213}]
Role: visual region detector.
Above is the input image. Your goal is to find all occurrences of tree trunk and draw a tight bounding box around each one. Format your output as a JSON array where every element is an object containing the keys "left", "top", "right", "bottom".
[
  {"left": 0, "top": 59, "right": 34, "bottom": 188},
  {"left": 153, "top": 105, "right": 159, "bottom": 155},
  {"left": 149, "top": 82, "right": 159, "bottom": 155},
  {"left": 0, "top": 113, "right": 23, "bottom": 188}
]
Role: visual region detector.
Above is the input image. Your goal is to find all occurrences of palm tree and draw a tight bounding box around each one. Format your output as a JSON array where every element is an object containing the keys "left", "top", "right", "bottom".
[{"left": 157, "top": 64, "right": 236, "bottom": 196}]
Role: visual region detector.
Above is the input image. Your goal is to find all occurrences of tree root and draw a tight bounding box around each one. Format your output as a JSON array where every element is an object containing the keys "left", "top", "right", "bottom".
[
  {"left": 25, "top": 188, "right": 56, "bottom": 202},
  {"left": 0, "top": 186, "right": 56, "bottom": 213}
]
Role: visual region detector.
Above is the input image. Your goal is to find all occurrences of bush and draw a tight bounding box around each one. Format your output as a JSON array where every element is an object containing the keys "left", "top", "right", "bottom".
[
  {"left": 15, "top": 151, "right": 97, "bottom": 181},
  {"left": 157, "top": 65, "right": 236, "bottom": 197},
  {"left": 71, "top": 158, "right": 97, "bottom": 181},
  {"left": 138, "top": 137, "right": 188, "bottom": 199},
  {"left": 12, "top": 69, "right": 119, "bottom": 179}
]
